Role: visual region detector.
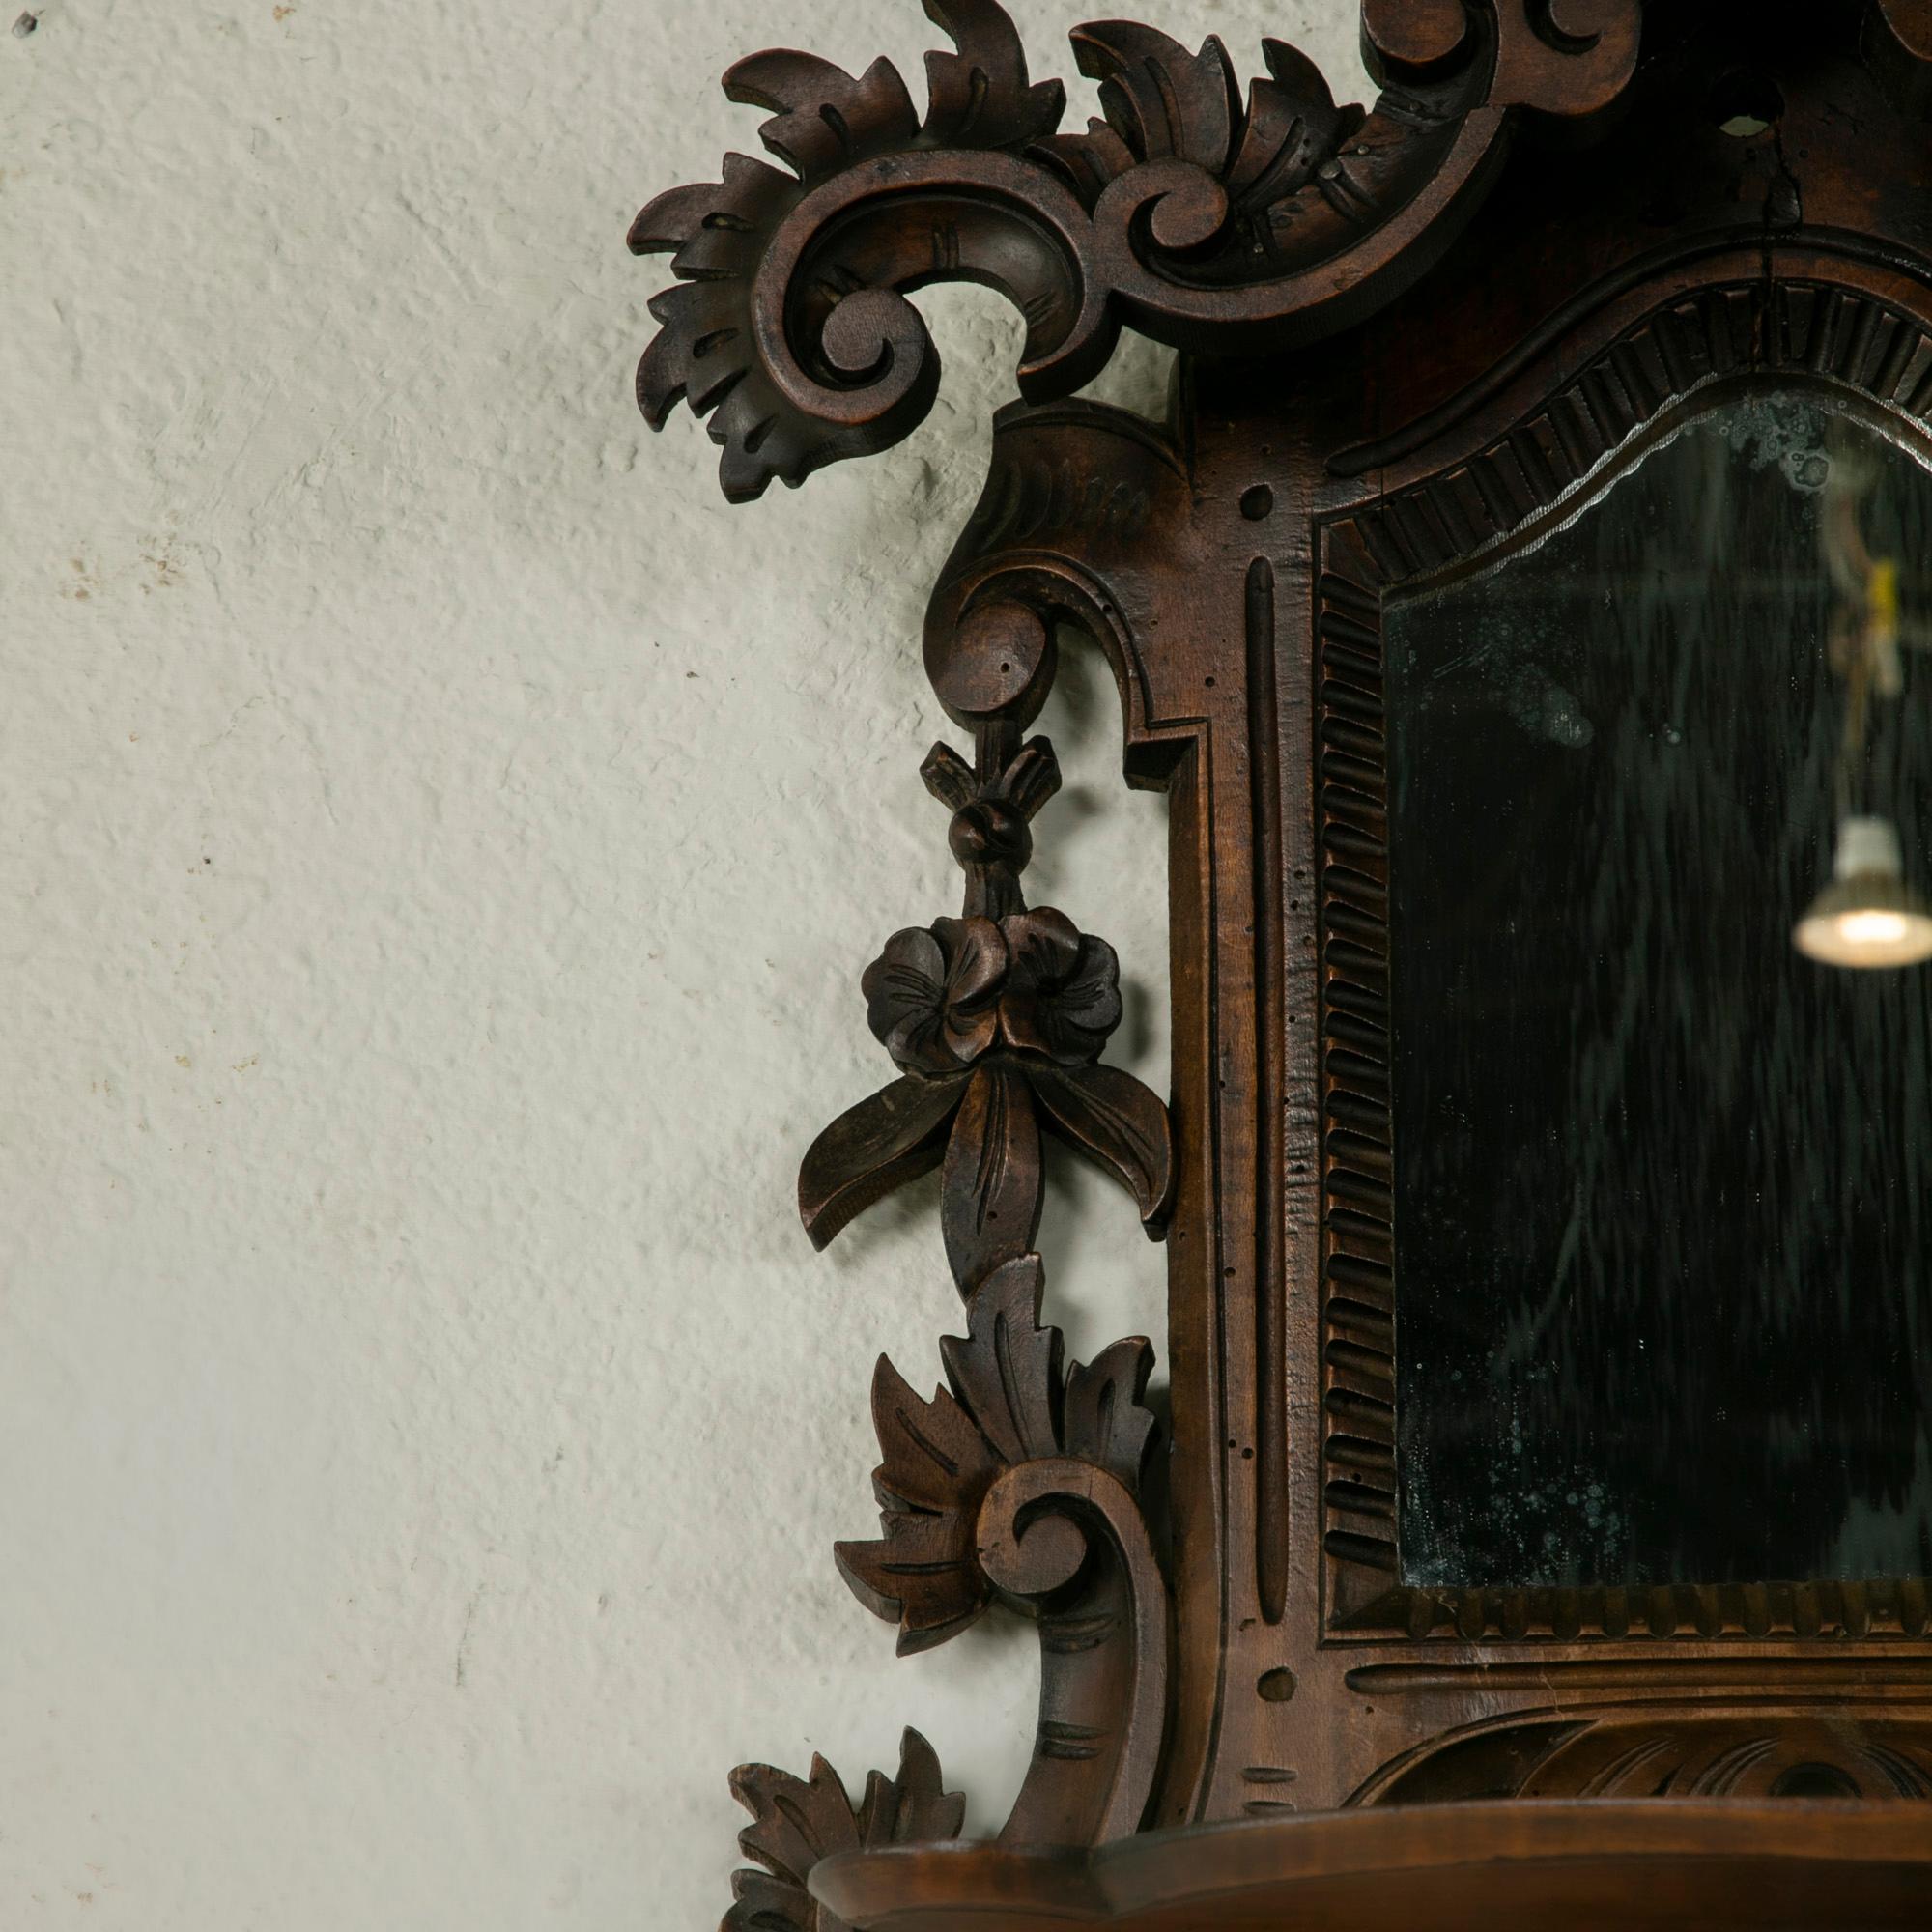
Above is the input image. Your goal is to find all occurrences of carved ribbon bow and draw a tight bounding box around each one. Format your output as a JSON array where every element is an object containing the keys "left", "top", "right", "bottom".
[{"left": 800, "top": 737, "right": 1172, "bottom": 1294}]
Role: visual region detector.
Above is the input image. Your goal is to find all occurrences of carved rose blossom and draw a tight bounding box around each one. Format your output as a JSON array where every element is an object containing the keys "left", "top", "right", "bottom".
[
  {"left": 863, "top": 909, "right": 1123, "bottom": 1074},
  {"left": 808, "top": 905, "right": 1168, "bottom": 1293}
]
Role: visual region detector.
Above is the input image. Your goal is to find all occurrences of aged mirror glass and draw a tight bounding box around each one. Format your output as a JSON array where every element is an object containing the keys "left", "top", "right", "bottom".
[{"left": 1388, "top": 384, "right": 1932, "bottom": 1592}]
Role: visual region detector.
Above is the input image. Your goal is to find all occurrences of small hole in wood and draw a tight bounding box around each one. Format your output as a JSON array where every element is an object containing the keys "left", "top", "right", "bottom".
[
  {"left": 1258, "top": 1668, "right": 1297, "bottom": 1703},
  {"left": 1711, "top": 69, "right": 1781, "bottom": 137},
  {"left": 1240, "top": 484, "right": 1274, "bottom": 522}
]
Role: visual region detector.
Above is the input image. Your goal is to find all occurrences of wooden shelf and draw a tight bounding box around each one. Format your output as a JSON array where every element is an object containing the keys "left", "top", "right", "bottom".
[{"left": 813, "top": 1801, "right": 1932, "bottom": 1930}]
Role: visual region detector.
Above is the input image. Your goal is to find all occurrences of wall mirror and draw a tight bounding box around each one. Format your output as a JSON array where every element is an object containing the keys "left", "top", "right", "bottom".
[
  {"left": 630, "top": 0, "right": 1932, "bottom": 1920},
  {"left": 1388, "top": 384, "right": 1932, "bottom": 1599}
]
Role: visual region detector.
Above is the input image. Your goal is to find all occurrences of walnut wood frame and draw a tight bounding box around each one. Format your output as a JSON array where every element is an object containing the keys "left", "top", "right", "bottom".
[{"left": 627, "top": 2, "right": 1932, "bottom": 1922}]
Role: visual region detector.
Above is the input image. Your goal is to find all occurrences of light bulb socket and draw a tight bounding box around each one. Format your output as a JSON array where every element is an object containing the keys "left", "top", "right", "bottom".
[
  {"left": 1796, "top": 817, "right": 1932, "bottom": 967},
  {"left": 1833, "top": 814, "right": 1905, "bottom": 882}
]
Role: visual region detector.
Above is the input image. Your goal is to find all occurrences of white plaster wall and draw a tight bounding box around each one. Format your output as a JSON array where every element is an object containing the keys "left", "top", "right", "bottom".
[{"left": 2, "top": 2, "right": 1366, "bottom": 1923}]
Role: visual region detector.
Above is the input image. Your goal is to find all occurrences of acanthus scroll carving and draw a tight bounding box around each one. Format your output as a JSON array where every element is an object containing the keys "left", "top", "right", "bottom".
[
  {"left": 837, "top": 1254, "right": 1170, "bottom": 1847},
  {"left": 632, "top": 0, "right": 1641, "bottom": 500}
]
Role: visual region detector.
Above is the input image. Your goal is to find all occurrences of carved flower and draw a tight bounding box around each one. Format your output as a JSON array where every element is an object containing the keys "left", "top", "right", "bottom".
[
  {"left": 863, "top": 917, "right": 1007, "bottom": 1074},
  {"left": 810, "top": 906, "right": 1168, "bottom": 1293},
  {"left": 863, "top": 909, "right": 1122, "bottom": 1076},
  {"left": 998, "top": 909, "right": 1122, "bottom": 1064}
]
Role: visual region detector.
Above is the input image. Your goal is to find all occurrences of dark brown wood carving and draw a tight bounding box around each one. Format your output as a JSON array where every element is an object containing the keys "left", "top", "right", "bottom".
[
  {"left": 724, "top": 1730, "right": 962, "bottom": 1932},
  {"left": 631, "top": 0, "right": 1639, "bottom": 500},
  {"left": 627, "top": 2, "right": 1932, "bottom": 1922},
  {"left": 798, "top": 727, "right": 1174, "bottom": 1295},
  {"left": 1359, "top": 1706, "right": 1932, "bottom": 1803},
  {"left": 838, "top": 1255, "right": 1167, "bottom": 1846}
]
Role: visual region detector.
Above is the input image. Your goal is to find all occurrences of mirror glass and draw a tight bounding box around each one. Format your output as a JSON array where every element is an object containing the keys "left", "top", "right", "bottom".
[{"left": 1386, "top": 384, "right": 1932, "bottom": 1591}]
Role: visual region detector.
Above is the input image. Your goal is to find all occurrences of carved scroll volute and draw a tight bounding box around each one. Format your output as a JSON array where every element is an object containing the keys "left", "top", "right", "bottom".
[
  {"left": 923, "top": 398, "right": 1191, "bottom": 742},
  {"left": 630, "top": 1, "right": 1100, "bottom": 503},
  {"left": 835, "top": 1256, "right": 1170, "bottom": 1846},
  {"left": 1061, "top": 4, "right": 1639, "bottom": 353},
  {"left": 632, "top": 0, "right": 1644, "bottom": 502}
]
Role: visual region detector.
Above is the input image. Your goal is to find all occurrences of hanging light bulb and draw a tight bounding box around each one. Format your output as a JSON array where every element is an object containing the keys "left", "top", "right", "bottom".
[{"left": 1794, "top": 815, "right": 1932, "bottom": 968}]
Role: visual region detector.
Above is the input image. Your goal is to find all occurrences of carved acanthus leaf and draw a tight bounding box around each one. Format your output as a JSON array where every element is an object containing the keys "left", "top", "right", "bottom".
[
  {"left": 633, "top": 0, "right": 1644, "bottom": 499},
  {"left": 1033, "top": 26, "right": 1362, "bottom": 238},
  {"left": 1229, "top": 40, "right": 1360, "bottom": 213},
  {"left": 922, "top": 0, "right": 1066, "bottom": 147},
  {"left": 630, "top": 151, "right": 810, "bottom": 503},
  {"left": 630, "top": 0, "right": 1072, "bottom": 502},
  {"left": 1068, "top": 22, "right": 1240, "bottom": 174},
  {"left": 836, "top": 1255, "right": 1156, "bottom": 1653},
  {"left": 724, "top": 51, "right": 921, "bottom": 184},
  {"left": 724, "top": 1729, "right": 965, "bottom": 1932}
]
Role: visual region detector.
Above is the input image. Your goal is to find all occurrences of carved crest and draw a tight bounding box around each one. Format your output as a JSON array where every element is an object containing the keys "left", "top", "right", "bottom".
[{"left": 632, "top": 0, "right": 1641, "bottom": 498}]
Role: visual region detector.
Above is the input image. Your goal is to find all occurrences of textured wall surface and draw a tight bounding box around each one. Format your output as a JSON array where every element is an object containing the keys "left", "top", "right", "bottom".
[{"left": 2, "top": 2, "right": 1362, "bottom": 1924}]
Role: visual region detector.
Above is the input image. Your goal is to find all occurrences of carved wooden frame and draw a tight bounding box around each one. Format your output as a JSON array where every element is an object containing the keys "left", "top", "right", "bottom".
[{"left": 625, "top": 2, "right": 1932, "bottom": 1922}]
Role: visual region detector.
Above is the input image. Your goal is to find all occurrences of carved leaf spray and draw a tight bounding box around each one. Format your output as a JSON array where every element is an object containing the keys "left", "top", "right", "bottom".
[{"left": 772, "top": 720, "right": 1176, "bottom": 1875}]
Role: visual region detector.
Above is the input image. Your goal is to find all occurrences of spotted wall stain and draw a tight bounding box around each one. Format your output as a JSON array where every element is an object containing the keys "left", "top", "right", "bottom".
[{"left": 141, "top": 540, "right": 185, "bottom": 590}]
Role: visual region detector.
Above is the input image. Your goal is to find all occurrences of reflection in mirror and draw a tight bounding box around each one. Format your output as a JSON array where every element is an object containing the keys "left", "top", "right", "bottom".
[{"left": 1387, "top": 385, "right": 1932, "bottom": 1592}]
